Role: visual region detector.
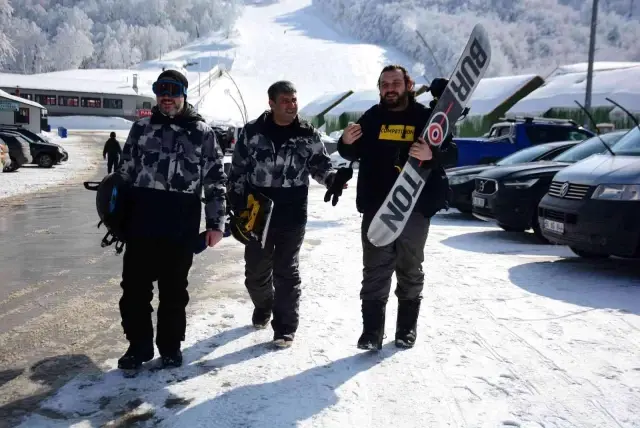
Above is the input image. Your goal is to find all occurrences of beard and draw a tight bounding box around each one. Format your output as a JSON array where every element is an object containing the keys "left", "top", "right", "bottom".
[
  {"left": 158, "top": 99, "right": 184, "bottom": 117},
  {"left": 380, "top": 90, "right": 409, "bottom": 109}
]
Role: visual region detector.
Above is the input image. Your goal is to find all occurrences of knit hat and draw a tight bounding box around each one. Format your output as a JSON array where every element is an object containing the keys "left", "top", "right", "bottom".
[{"left": 156, "top": 70, "right": 189, "bottom": 90}]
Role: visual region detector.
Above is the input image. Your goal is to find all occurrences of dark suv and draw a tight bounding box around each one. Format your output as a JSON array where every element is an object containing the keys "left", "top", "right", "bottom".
[{"left": 0, "top": 127, "right": 67, "bottom": 168}]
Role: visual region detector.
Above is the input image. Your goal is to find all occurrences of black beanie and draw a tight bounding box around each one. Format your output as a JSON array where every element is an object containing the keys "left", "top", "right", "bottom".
[{"left": 156, "top": 69, "right": 188, "bottom": 89}]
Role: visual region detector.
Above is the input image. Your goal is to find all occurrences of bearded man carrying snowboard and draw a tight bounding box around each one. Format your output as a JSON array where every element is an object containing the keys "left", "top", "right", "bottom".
[{"left": 337, "top": 65, "right": 458, "bottom": 350}]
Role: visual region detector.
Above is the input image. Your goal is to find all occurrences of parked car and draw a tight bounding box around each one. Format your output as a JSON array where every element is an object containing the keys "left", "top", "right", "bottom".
[
  {"left": 321, "top": 134, "right": 338, "bottom": 154},
  {"left": 1, "top": 134, "right": 33, "bottom": 172},
  {"left": 470, "top": 130, "right": 628, "bottom": 240},
  {"left": 0, "top": 129, "right": 66, "bottom": 168},
  {"left": 446, "top": 141, "right": 581, "bottom": 213},
  {"left": 0, "top": 125, "right": 68, "bottom": 162},
  {"left": 0, "top": 137, "right": 12, "bottom": 172},
  {"left": 453, "top": 116, "right": 594, "bottom": 167},
  {"left": 538, "top": 127, "right": 640, "bottom": 258}
]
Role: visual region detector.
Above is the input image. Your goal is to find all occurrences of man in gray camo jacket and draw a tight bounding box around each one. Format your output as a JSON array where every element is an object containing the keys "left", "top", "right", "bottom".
[
  {"left": 228, "top": 80, "right": 341, "bottom": 348},
  {"left": 116, "top": 69, "right": 227, "bottom": 370}
]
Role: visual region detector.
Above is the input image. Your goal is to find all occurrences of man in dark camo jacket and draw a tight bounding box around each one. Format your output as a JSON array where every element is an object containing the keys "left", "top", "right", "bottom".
[
  {"left": 116, "top": 69, "right": 227, "bottom": 370},
  {"left": 228, "top": 80, "right": 341, "bottom": 348}
]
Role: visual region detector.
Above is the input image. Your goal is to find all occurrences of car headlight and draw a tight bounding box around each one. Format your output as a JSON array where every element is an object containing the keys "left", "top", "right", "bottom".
[
  {"left": 449, "top": 174, "right": 476, "bottom": 185},
  {"left": 502, "top": 178, "right": 539, "bottom": 189},
  {"left": 591, "top": 184, "right": 640, "bottom": 201}
]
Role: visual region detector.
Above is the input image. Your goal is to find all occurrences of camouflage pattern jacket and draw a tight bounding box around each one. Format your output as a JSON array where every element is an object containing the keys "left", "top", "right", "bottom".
[
  {"left": 228, "top": 111, "right": 336, "bottom": 226},
  {"left": 118, "top": 104, "right": 227, "bottom": 242}
]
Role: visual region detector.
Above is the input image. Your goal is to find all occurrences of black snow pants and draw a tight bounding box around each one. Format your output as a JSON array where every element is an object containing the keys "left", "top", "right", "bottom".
[
  {"left": 360, "top": 211, "right": 431, "bottom": 302},
  {"left": 107, "top": 155, "right": 119, "bottom": 174},
  {"left": 243, "top": 224, "right": 306, "bottom": 337},
  {"left": 119, "top": 238, "right": 194, "bottom": 355}
]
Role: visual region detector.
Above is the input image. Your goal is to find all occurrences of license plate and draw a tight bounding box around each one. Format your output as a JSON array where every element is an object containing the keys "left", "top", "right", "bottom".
[
  {"left": 472, "top": 196, "right": 485, "bottom": 207},
  {"left": 543, "top": 218, "right": 564, "bottom": 234}
]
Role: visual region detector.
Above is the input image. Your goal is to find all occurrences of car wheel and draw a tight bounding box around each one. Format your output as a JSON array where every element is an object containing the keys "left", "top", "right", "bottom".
[
  {"left": 4, "top": 156, "right": 18, "bottom": 172},
  {"left": 498, "top": 223, "right": 525, "bottom": 232},
  {"left": 569, "top": 247, "right": 610, "bottom": 259},
  {"left": 37, "top": 153, "right": 54, "bottom": 168}
]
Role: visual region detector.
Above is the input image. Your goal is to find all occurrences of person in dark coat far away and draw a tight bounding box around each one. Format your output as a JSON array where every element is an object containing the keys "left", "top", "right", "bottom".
[{"left": 103, "top": 132, "right": 122, "bottom": 173}]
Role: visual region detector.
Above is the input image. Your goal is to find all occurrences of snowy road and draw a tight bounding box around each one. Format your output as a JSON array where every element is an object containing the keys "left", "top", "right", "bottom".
[
  {"left": 0, "top": 138, "right": 247, "bottom": 427},
  {"left": 6, "top": 176, "right": 639, "bottom": 428}
]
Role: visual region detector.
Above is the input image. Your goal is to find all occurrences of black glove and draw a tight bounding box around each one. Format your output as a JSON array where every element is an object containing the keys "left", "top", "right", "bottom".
[{"left": 324, "top": 167, "right": 353, "bottom": 206}]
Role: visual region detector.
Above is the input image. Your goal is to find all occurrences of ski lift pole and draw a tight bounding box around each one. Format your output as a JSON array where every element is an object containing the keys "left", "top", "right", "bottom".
[{"left": 415, "top": 30, "right": 445, "bottom": 77}]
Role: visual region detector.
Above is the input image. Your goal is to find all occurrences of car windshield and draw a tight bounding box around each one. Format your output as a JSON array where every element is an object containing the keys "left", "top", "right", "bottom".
[
  {"left": 610, "top": 127, "right": 640, "bottom": 156},
  {"left": 552, "top": 131, "right": 626, "bottom": 163},
  {"left": 496, "top": 144, "right": 558, "bottom": 166}
]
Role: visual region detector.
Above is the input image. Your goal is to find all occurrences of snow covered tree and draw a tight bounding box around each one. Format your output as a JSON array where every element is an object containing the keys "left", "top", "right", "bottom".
[
  {"left": 0, "top": 0, "right": 243, "bottom": 72},
  {"left": 0, "top": 0, "right": 16, "bottom": 65},
  {"left": 312, "top": 0, "right": 640, "bottom": 77}
]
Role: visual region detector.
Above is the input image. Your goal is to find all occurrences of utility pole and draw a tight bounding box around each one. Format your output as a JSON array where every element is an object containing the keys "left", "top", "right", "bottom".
[{"left": 584, "top": 0, "right": 599, "bottom": 128}]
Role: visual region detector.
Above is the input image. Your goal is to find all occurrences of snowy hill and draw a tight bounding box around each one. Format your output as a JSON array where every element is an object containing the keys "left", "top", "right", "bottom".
[
  {"left": 313, "top": 0, "right": 640, "bottom": 78},
  {"left": 195, "top": 0, "right": 423, "bottom": 126}
]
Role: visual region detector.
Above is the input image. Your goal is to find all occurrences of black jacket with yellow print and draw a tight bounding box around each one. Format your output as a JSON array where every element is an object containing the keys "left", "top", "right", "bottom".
[{"left": 337, "top": 99, "right": 458, "bottom": 217}]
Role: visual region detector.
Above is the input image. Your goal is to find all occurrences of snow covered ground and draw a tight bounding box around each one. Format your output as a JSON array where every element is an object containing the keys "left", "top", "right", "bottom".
[
  {"left": 0, "top": 131, "right": 105, "bottom": 200},
  {"left": 196, "top": 0, "right": 420, "bottom": 126},
  {"left": 47, "top": 116, "right": 134, "bottom": 131},
  {"left": 15, "top": 176, "right": 640, "bottom": 428}
]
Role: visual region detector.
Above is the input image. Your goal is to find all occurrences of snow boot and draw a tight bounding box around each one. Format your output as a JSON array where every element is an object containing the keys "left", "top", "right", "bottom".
[
  {"left": 161, "top": 349, "right": 183, "bottom": 368},
  {"left": 117, "top": 341, "right": 154, "bottom": 370},
  {"left": 273, "top": 333, "right": 294, "bottom": 349},
  {"left": 357, "top": 300, "right": 386, "bottom": 351},
  {"left": 395, "top": 298, "right": 421, "bottom": 348},
  {"left": 252, "top": 306, "right": 272, "bottom": 329}
]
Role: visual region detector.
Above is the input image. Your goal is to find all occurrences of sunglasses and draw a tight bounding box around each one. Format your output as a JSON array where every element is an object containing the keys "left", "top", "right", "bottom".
[{"left": 152, "top": 80, "right": 187, "bottom": 97}]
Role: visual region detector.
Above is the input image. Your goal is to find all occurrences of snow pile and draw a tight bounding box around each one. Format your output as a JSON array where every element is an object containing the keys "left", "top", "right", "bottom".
[
  {"left": 48, "top": 116, "right": 134, "bottom": 131},
  {"left": 14, "top": 176, "right": 640, "bottom": 428},
  {"left": 0, "top": 133, "right": 103, "bottom": 200}
]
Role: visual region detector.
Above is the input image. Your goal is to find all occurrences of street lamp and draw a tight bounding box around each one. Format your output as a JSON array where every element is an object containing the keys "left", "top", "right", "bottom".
[
  {"left": 221, "top": 69, "right": 248, "bottom": 123},
  {"left": 225, "top": 88, "right": 247, "bottom": 125}
]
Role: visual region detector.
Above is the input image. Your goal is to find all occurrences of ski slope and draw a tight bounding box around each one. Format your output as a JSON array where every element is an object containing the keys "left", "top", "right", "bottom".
[{"left": 196, "top": 0, "right": 422, "bottom": 126}]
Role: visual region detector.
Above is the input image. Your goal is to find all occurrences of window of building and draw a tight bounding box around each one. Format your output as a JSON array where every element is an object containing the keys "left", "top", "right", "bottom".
[
  {"left": 35, "top": 94, "right": 57, "bottom": 105},
  {"left": 81, "top": 97, "right": 102, "bottom": 108},
  {"left": 58, "top": 96, "right": 79, "bottom": 107},
  {"left": 14, "top": 107, "right": 29, "bottom": 124},
  {"left": 19, "top": 93, "right": 33, "bottom": 100},
  {"left": 103, "top": 98, "right": 123, "bottom": 109},
  {"left": 142, "top": 102, "right": 152, "bottom": 109}
]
